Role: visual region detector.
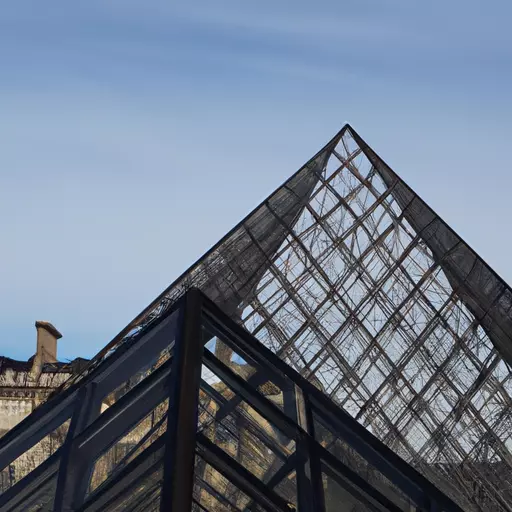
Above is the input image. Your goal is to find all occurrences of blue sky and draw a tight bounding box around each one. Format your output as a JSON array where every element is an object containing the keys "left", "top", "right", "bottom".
[{"left": 1, "top": 1, "right": 511, "bottom": 361}]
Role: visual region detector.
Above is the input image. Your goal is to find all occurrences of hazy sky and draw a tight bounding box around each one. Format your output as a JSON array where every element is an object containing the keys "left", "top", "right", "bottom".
[{"left": 1, "top": 1, "right": 511, "bottom": 361}]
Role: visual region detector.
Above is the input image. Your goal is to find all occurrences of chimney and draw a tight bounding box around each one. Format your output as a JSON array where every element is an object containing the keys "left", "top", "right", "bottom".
[{"left": 34, "top": 321, "right": 62, "bottom": 364}]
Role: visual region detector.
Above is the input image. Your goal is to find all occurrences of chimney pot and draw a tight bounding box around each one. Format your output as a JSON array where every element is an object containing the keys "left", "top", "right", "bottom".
[{"left": 35, "top": 321, "right": 62, "bottom": 364}]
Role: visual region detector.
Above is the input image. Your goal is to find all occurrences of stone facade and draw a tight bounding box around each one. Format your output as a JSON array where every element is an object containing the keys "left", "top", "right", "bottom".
[{"left": 0, "top": 322, "right": 88, "bottom": 492}]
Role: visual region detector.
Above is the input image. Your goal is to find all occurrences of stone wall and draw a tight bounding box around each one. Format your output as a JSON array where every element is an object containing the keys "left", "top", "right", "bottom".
[
  {"left": 0, "top": 359, "right": 73, "bottom": 437},
  {"left": 0, "top": 321, "right": 88, "bottom": 495},
  {"left": 0, "top": 359, "right": 76, "bottom": 494}
]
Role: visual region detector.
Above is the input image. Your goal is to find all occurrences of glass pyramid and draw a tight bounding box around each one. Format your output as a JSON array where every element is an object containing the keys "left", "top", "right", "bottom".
[{"left": 1, "top": 124, "right": 511, "bottom": 511}]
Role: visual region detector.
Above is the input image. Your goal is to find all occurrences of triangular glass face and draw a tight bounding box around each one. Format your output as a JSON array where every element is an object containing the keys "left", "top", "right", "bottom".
[
  {"left": 69, "top": 125, "right": 512, "bottom": 510},
  {"left": 237, "top": 127, "right": 512, "bottom": 509}
]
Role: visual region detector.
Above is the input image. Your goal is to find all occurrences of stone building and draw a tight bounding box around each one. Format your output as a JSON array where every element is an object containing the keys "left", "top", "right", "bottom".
[{"left": 0, "top": 321, "right": 88, "bottom": 491}]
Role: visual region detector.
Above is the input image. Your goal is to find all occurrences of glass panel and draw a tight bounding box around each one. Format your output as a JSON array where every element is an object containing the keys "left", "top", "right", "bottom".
[
  {"left": 0, "top": 419, "right": 69, "bottom": 491},
  {"left": 323, "top": 467, "right": 372, "bottom": 512},
  {"left": 198, "top": 364, "right": 295, "bottom": 483},
  {"left": 106, "top": 463, "right": 163, "bottom": 512},
  {"left": 194, "top": 454, "right": 254, "bottom": 511},
  {"left": 202, "top": 322, "right": 293, "bottom": 414},
  {"left": 5, "top": 471, "right": 58, "bottom": 512},
  {"left": 83, "top": 442, "right": 165, "bottom": 512},
  {"left": 101, "top": 345, "right": 172, "bottom": 412},
  {"left": 89, "top": 399, "right": 168, "bottom": 494},
  {"left": 99, "top": 310, "right": 178, "bottom": 414},
  {"left": 100, "top": 346, "right": 172, "bottom": 414},
  {"left": 273, "top": 469, "right": 297, "bottom": 508},
  {"left": 314, "top": 413, "right": 416, "bottom": 511}
]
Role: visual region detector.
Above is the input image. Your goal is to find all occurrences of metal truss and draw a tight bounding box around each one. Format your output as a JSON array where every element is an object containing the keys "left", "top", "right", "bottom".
[
  {"left": 4, "top": 124, "right": 512, "bottom": 510},
  {"left": 0, "top": 289, "right": 461, "bottom": 511}
]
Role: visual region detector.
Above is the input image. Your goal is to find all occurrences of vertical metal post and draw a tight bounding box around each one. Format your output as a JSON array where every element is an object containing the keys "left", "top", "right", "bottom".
[
  {"left": 160, "top": 288, "right": 204, "bottom": 512},
  {"left": 292, "top": 386, "right": 326, "bottom": 512},
  {"left": 53, "top": 382, "right": 99, "bottom": 511},
  {"left": 430, "top": 499, "right": 440, "bottom": 512},
  {"left": 304, "top": 393, "right": 327, "bottom": 512}
]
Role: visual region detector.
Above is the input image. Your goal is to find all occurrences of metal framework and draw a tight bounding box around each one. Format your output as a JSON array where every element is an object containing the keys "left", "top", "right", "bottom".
[
  {"left": 2, "top": 124, "right": 512, "bottom": 510},
  {"left": 0, "top": 289, "right": 462, "bottom": 511}
]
